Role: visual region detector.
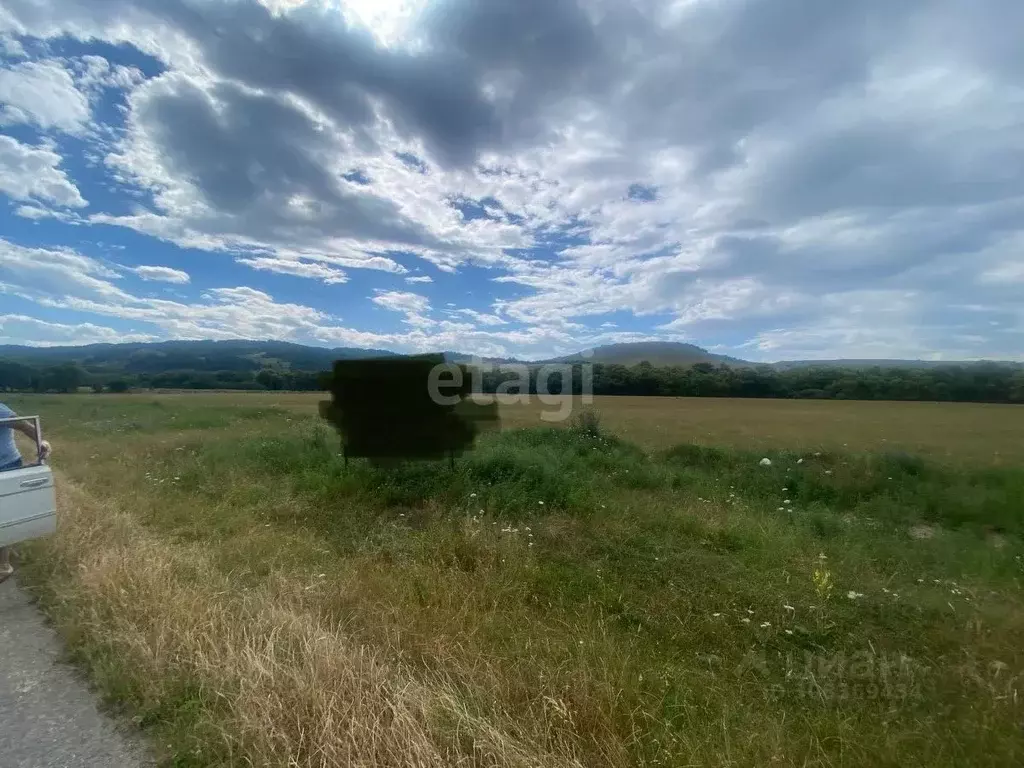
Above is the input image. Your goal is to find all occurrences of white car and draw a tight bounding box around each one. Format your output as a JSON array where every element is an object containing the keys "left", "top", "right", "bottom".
[{"left": 0, "top": 415, "right": 57, "bottom": 548}]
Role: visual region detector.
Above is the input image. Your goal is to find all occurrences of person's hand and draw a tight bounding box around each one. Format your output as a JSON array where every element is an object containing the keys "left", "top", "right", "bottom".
[{"left": 38, "top": 440, "right": 52, "bottom": 462}]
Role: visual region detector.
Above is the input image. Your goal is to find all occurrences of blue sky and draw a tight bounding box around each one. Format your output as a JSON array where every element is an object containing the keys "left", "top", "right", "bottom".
[{"left": 1, "top": 0, "right": 1022, "bottom": 361}]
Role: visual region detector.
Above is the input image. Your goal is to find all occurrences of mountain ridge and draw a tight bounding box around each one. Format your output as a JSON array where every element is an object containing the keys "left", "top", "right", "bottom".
[{"left": 0, "top": 339, "right": 1020, "bottom": 371}]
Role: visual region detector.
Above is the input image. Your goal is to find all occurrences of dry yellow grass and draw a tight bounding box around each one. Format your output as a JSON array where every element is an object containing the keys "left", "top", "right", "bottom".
[
  {"left": 144, "top": 391, "right": 1024, "bottom": 465},
  {"left": 33, "top": 473, "right": 601, "bottom": 767}
]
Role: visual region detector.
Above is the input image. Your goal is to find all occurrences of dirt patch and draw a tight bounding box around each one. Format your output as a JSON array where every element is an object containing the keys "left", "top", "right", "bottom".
[{"left": 909, "top": 524, "right": 938, "bottom": 540}]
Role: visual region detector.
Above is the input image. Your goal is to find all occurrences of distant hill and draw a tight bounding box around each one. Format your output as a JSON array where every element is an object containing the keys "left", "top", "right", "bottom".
[
  {"left": 774, "top": 358, "right": 1024, "bottom": 370},
  {"left": 0, "top": 339, "right": 397, "bottom": 375},
  {"left": 1, "top": 339, "right": 1019, "bottom": 377},
  {"left": 3, "top": 339, "right": 1021, "bottom": 401},
  {"left": 544, "top": 342, "right": 747, "bottom": 367}
]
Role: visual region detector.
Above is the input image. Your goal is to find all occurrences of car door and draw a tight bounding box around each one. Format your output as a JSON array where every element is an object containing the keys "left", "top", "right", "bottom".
[
  {"left": 0, "top": 463, "right": 56, "bottom": 547},
  {"left": 0, "top": 415, "right": 57, "bottom": 548}
]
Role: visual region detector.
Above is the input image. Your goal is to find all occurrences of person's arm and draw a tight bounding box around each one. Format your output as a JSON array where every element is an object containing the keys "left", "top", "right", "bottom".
[
  {"left": 12, "top": 418, "right": 37, "bottom": 440},
  {"left": 9, "top": 415, "right": 52, "bottom": 461}
]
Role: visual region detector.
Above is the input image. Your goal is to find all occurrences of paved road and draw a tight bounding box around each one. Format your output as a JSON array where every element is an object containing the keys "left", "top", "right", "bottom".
[{"left": 0, "top": 578, "right": 153, "bottom": 768}]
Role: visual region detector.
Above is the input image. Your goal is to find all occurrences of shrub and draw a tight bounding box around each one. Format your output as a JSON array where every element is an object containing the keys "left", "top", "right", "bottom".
[
  {"left": 662, "top": 443, "right": 732, "bottom": 469},
  {"left": 568, "top": 407, "right": 603, "bottom": 439}
]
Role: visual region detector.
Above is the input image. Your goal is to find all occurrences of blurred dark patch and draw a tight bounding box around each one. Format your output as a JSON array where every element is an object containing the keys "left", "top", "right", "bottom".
[{"left": 319, "top": 354, "right": 499, "bottom": 464}]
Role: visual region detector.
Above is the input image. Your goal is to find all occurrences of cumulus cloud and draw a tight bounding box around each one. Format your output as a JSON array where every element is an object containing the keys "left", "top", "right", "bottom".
[
  {"left": 371, "top": 290, "right": 431, "bottom": 326},
  {"left": 130, "top": 265, "right": 191, "bottom": 284},
  {"left": 0, "top": 59, "right": 90, "bottom": 133},
  {"left": 73, "top": 54, "right": 145, "bottom": 92},
  {"left": 0, "top": 314, "right": 156, "bottom": 346},
  {"left": 0, "top": 0, "right": 1022, "bottom": 359},
  {"left": 0, "top": 238, "right": 125, "bottom": 303},
  {"left": 0, "top": 36, "right": 26, "bottom": 58},
  {"left": 0, "top": 136, "right": 87, "bottom": 208}
]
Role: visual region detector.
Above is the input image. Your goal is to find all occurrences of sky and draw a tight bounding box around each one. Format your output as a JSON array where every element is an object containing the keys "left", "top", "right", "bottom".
[{"left": 0, "top": 0, "right": 1022, "bottom": 362}]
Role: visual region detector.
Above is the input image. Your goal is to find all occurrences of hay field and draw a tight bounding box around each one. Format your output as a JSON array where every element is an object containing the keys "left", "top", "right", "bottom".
[
  {"left": 123, "top": 391, "right": 1024, "bottom": 464},
  {"left": 5, "top": 392, "right": 1023, "bottom": 767}
]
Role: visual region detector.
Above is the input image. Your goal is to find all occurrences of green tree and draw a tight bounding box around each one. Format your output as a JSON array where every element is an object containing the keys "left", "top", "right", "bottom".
[
  {"left": 256, "top": 369, "right": 283, "bottom": 390},
  {"left": 43, "top": 363, "right": 85, "bottom": 393},
  {"left": 0, "top": 361, "right": 36, "bottom": 391}
]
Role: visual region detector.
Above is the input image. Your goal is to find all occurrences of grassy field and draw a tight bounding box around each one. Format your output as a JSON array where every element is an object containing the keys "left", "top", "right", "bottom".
[
  {"left": 7, "top": 392, "right": 1024, "bottom": 767},
  {"left": 76, "top": 391, "right": 1024, "bottom": 464}
]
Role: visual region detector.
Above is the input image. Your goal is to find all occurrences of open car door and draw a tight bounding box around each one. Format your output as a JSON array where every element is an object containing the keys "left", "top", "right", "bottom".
[{"left": 0, "top": 416, "right": 56, "bottom": 547}]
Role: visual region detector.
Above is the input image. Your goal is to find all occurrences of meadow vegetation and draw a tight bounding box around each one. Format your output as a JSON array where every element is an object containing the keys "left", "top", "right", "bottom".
[{"left": 8, "top": 393, "right": 1024, "bottom": 767}]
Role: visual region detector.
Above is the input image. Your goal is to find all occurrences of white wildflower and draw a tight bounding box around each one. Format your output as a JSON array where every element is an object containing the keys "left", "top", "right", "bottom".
[
  {"left": 760, "top": 622, "right": 771, "bottom": 629},
  {"left": 741, "top": 618, "right": 751, "bottom": 624},
  {"left": 759, "top": 458, "right": 772, "bottom": 467},
  {"left": 785, "top": 629, "right": 794, "bottom": 636},
  {"left": 783, "top": 604, "right": 795, "bottom": 612},
  {"left": 847, "top": 591, "right": 864, "bottom": 600}
]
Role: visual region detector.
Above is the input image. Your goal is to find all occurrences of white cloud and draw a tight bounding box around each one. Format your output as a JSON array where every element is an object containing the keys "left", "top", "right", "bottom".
[
  {"left": 73, "top": 54, "right": 145, "bottom": 92},
  {"left": 0, "top": 59, "right": 90, "bottom": 133},
  {"left": 13, "top": 204, "right": 78, "bottom": 221},
  {"left": 982, "top": 262, "right": 1024, "bottom": 283},
  {"left": 452, "top": 308, "right": 506, "bottom": 326},
  {"left": 371, "top": 290, "right": 431, "bottom": 326},
  {"left": 0, "top": 238, "right": 124, "bottom": 302},
  {"left": 0, "top": 36, "right": 26, "bottom": 58},
  {"left": 0, "top": 136, "right": 87, "bottom": 208},
  {"left": 405, "top": 275, "right": 433, "bottom": 284},
  {"left": 234, "top": 256, "right": 348, "bottom": 284},
  {"left": 130, "top": 265, "right": 191, "bottom": 284},
  {"left": 0, "top": 239, "right": 707, "bottom": 359},
  {"left": 0, "top": 314, "right": 156, "bottom": 346}
]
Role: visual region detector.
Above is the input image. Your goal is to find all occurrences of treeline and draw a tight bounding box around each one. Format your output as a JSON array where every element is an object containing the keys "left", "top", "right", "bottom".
[
  {"left": 0, "top": 360, "right": 326, "bottom": 393},
  {"left": 3, "top": 357, "right": 1023, "bottom": 403},
  {"left": 477, "top": 361, "right": 1024, "bottom": 403}
]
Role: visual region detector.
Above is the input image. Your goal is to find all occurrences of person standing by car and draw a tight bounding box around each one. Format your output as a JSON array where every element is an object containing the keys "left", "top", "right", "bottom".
[{"left": 0, "top": 401, "right": 52, "bottom": 584}]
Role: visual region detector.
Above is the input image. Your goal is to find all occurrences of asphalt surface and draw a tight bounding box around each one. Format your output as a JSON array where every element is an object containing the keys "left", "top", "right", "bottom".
[{"left": 0, "top": 577, "right": 153, "bottom": 768}]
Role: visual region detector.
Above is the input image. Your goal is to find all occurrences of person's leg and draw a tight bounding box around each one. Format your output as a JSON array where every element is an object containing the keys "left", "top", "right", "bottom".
[{"left": 1, "top": 457, "right": 25, "bottom": 583}]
